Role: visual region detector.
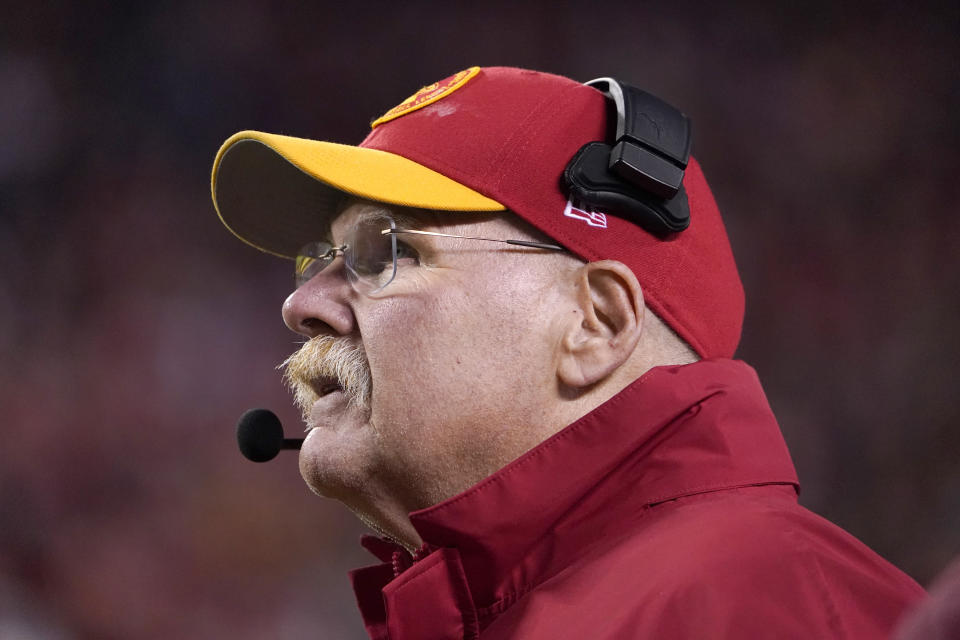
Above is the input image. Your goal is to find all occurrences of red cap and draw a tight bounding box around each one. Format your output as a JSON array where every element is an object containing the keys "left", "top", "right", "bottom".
[{"left": 212, "top": 66, "right": 745, "bottom": 358}]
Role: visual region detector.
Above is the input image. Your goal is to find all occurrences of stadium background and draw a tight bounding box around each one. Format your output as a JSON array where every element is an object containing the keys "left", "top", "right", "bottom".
[{"left": 2, "top": 1, "right": 958, "bottom": 637}]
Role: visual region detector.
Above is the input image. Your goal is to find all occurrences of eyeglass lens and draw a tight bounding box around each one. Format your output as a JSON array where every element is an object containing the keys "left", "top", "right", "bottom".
[
  {"left": 346, "top": 216, "right": 397, "bottom": 292},
  {"left": 294, "top": 217, "right": 398, "bottom": 293},
  {"left": 294, "top": 241, "right": 335, "bottom": 289}
]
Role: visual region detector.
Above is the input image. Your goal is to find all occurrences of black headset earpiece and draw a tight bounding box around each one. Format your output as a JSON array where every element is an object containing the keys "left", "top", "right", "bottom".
[{"left": 563, "top": 77, "right": 693, "bottom": 235}]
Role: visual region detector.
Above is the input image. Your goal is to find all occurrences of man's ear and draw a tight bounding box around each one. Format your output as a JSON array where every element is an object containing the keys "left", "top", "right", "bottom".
[{"left": 557, "top": 260, "right": 644, "bottom": 389}]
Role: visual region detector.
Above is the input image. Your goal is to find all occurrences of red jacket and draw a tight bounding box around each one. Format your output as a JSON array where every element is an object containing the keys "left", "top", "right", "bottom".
[{"left": 349, "top": 359, "right": 924, "bottom": 639}]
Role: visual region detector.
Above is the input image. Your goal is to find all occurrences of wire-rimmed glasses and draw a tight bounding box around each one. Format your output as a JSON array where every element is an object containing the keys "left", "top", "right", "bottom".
[{"left": 294, "top": 214, "right": 564, "bottom": 294}]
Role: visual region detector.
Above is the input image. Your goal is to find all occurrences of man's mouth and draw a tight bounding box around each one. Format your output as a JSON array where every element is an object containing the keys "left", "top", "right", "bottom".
[
  {"left": 280, "top": 334, "right": 373, "bottom": 419},
  {"left": 313, "top": 379, "right": 344, "bottom": 398}
]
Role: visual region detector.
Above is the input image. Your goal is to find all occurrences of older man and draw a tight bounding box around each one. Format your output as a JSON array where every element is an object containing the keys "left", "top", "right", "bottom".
[{"left": 212, "top": 67, "right": 923, "bottom": 639}]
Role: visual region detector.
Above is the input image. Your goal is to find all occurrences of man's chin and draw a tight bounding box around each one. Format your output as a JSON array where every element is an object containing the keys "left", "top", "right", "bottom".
[{"left": 297, "top": 403, "right": 376, "bottom": 501}]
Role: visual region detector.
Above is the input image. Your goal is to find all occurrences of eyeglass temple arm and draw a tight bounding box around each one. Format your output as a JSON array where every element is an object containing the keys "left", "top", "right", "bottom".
[{"left": 383, "top": 228, "right": 564, "bottom": 251}]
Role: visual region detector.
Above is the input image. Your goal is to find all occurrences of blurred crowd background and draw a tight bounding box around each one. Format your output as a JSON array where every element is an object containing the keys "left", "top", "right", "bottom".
[{"left": 2, "top": 1, "right": 958, "bottom": 638}]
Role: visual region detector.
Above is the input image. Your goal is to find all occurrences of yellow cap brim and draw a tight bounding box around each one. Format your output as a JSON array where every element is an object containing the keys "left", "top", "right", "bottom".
[{"left": 211, "top": 130, "right": 505, "bottom": 258}]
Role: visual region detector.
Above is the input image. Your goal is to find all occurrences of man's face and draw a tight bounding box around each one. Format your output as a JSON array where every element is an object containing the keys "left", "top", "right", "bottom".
[{"left": 281, "top": 201, "right": 577, "bottom": 524}]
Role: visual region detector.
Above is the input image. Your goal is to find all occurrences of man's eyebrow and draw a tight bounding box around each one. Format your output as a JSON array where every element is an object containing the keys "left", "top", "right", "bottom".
[
  {"left": 387, "top": 211, "right": 426, "bottom": 229},
  {"left": 351, "top": 206, "right": 429, "bottom": 230},
  {"left": 326, "top": 200, "right": 451, "bottom": 240}
]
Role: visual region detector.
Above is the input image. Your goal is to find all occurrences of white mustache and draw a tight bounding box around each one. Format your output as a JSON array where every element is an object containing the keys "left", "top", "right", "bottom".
[{"left": 279, "top": 335, "right": 372, "bottom": 423}]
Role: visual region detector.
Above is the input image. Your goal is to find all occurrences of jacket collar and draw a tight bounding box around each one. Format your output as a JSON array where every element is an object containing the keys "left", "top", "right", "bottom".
[{"left": 350, "top": 358, "right": 799, "bottom": 638}]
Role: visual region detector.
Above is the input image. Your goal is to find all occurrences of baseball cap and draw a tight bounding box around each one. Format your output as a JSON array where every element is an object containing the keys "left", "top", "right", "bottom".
[{"left": 211, "top": 66, "right": 744, "bottom": 359}]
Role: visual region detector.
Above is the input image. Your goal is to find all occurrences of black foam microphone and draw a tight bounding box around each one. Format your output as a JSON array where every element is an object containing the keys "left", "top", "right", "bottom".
[{"left": 236, "top": 408, "right": 304, "bottom": 462}]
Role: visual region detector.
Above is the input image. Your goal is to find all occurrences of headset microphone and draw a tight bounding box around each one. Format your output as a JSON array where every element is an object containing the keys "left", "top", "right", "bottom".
[{"left": 236, "top": 408, "right": 304, "bottom": 462}]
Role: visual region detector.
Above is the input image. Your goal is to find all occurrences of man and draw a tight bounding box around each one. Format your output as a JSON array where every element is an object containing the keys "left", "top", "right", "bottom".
[{"left": 211, "top": 67, "right": 923, "bottom": 639}]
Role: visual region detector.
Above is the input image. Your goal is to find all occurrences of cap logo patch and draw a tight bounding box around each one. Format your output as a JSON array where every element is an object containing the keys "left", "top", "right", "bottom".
[
  {"left": 371, "top": 67, "right": 481, "bottom": 128},
  {"left": 564, "top": 199, "right": 608, "bottom": 229}
]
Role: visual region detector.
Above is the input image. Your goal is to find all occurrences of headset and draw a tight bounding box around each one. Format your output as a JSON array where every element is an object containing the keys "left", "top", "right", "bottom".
[{"left": 564, "top": 78, "right": 692, "bottom": 235}]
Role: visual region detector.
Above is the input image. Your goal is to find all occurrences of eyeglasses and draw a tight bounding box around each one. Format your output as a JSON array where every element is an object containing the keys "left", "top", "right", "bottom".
[{"left": 294, "top": 215, "right": 565, "bottom": 294}]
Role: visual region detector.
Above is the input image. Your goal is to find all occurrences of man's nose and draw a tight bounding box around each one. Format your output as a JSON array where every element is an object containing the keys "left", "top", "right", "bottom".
[{"left": 281, "top": 264, "right": 355, "bottom": 337}]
